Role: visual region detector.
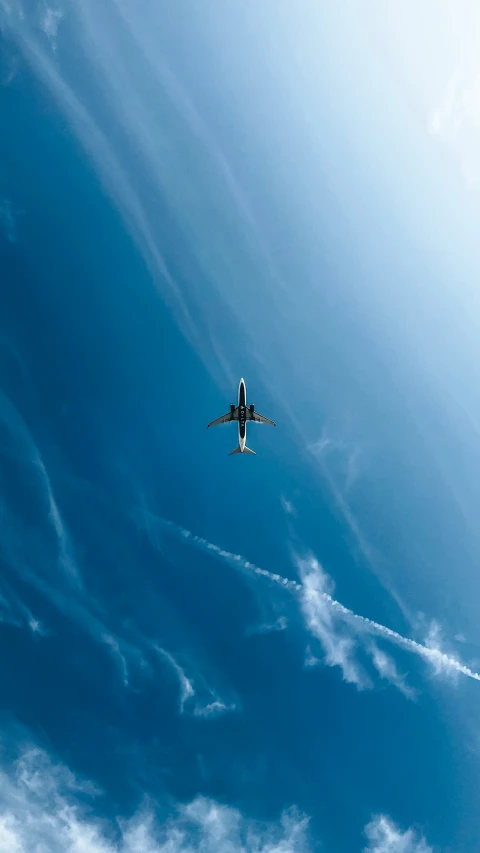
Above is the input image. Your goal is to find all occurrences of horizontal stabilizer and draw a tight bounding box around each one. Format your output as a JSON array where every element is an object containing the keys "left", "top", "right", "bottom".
[{"left": 228, "top": 445, "right": 256, "bottom": 456}]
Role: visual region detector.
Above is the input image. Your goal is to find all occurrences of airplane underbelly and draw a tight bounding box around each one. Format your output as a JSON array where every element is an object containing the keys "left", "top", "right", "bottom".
[{"left": 239, "top": 407, "right": 246, "bottom": 439}]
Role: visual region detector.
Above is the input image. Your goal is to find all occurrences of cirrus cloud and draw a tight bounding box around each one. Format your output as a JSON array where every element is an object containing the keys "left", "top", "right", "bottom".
[{"left": 0, "top": 743, "right": 311, "bottom": 853}]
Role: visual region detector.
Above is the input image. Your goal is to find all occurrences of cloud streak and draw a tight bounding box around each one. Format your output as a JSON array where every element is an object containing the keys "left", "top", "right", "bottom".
[
  {"left": 0, "top": 391, "right": 238, "bottom": 704},
  {"left": 0, "top": 0, "right": 287, "bottom": 388},
  {"left": 157, "top": 516, "right": 480, "bottom": 687},
  {"left": 368, "top": 643, "right": 418, "bottom": 701},
  {"left": 0, "top": 388, "right": 148, "bottom": 681},
  {"left": 0, "top": 389, "right": 82, "bottom": 589},
  {"left": 155, "top": 645, "right": 236, "bottom": 718},
  {"left": 40, "top": 3, "right": 63, "bottom": 53},
  {"left": 155, "top": 646, "right": 195, "bottom": 713},
  {"left": 0, "top": 0, "right": 197, "bottom": 342},
  {"left": 280, "top": 496, "right": 297, "bottom": 517}
]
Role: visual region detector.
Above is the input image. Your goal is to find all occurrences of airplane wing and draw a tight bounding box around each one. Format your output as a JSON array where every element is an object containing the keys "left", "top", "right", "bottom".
[
  {"left": 207, "top": 409, "right": 238, "bottom": 428},
  {"left": 248, "top": 411, "right": 276, "bottom": 426}
]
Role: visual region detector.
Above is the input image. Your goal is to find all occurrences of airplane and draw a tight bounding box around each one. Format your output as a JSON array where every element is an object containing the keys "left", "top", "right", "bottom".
[{"left": 207, "top": 377, "right": 275, "bottom": 455}]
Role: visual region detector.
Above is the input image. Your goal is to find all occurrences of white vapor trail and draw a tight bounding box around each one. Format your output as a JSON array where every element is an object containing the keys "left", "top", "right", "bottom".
[{"left": 157, "top": 518, "right": 480, "bottom": 685}]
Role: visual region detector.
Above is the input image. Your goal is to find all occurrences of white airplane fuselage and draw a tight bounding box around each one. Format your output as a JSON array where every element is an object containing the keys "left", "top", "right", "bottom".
[{"left": 237, "top": 377, "right": 248, "bottom": 451}]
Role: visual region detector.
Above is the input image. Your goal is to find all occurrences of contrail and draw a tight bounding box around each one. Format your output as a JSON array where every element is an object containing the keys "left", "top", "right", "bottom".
[
  {"left": 322, "top": 590, "right": 480, "bottom": 682},
  {"left": 158, "top": 517, "right": 480, "bottom": 685},
  {"left": 158, "top": 518, "right": 301, "bottom": 589}
]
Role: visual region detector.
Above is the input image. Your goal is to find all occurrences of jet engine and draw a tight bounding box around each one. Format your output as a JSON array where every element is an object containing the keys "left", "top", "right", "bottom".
[
  {"left": 250, "top": 404, "right": 255, "bottom": 412},
  {"left": 230, "top": 404, "right": 235, "bottom": 413}
]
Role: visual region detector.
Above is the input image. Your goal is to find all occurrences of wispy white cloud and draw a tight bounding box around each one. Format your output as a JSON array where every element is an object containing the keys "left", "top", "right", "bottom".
[
  {"left": 280, "top": 496, "right": 297, "bottom": 517},
  {"left": 193, "top": 698, "right": 236, "bottom": 719},
  {"left": 307, "top": 426, "right": 414, "bottom": 630},
  {"left": 0, "top": 389, "right": 82, "bottom": 589},
  {"left": 155, "top": 646, "right": 195, "bottom": 713},
  {"left": 0, "top": 0, "right": 63, "bottom": 52},
  {"left": 246, "top": 615, "right": 288, "bottom": 637},
  {"left": 155, "top": 645, "right": 236, "bottom": 718},
  {"left": 40, "top": 2, "right": 63, "bottom": 52},
  {"left": 368, "top": 643, "right": 418, "bottom": 701},
  {"left": 299, "top": 557, "right": 413, "bottom": 698},
  {"left": 0, "top": 388, "right": 152, "bottom": 684},
  {"left": 0, "top": 0, "right": 287, "bottom": 387},
  {"left": 158, "top": 516, "right": 480, "bottom": 690},
  {"left": 0, "top": 394, "right": 238, "bottom": 703},
  {"left": 298, "top": 554, "right": 371, "bottom": 688},
  {"left": 309, "top": 426, "right": 365, "bottom": 496},
  {"left": 102, "top": 634, "right": 130, "bottom": 687},
  {"left": 304, "top": 645, "right": 320, "bottom": 668},
  {"left": 421, "top": 618, "right": 473, "bottom": 684},
  {"left": 0, "top": 1, "right": 198, "bottom": 344},
  {"left": 0, "top": 573, "right": 38, "bottom": 631},
  {"left": 28, "top": 617, "right": 45, "bottom": 636},
  {"left": 429, "top": 68, "right": 480, "bottom": 188},
  {"left": 0, "top": 743, "right": 311, "bottom": 853},
  {"left": 364, "top": 815, "right": 432, "bottom": 853},
  {"left": 295, "top": 554, "right": 480, "bottom": 689}
]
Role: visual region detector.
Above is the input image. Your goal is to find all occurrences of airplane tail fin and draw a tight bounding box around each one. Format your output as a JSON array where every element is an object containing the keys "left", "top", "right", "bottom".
[{"left": 228, "top": 445, "right": 256, "bottom": 456}]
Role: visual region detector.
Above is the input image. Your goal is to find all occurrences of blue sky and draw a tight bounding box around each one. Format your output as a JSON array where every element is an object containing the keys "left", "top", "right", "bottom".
[{"left": 1, "top": 0, "right": 480, "bottom": 851}]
